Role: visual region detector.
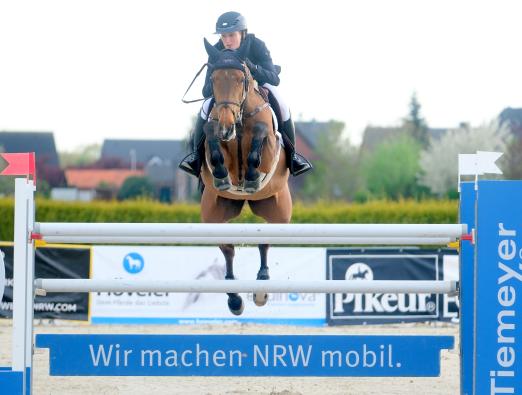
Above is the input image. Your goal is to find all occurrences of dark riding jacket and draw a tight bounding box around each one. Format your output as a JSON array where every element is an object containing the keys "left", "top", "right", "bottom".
[{"left": 202, "top": 33, "right": 280, "bottom": 98}]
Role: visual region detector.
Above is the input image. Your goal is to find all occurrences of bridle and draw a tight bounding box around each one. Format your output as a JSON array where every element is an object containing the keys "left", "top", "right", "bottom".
[{"left": 210, "top": 63, "right": 250, "bottom": 125}]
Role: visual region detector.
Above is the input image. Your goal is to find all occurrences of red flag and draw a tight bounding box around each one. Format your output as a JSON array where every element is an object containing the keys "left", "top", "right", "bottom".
[{"left": 0, "top": 152, "right": 36, "bottom": 183}]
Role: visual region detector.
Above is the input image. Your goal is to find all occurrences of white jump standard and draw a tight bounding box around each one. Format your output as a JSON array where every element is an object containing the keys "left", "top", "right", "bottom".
[{"left": 2, "top": 172, "right": 522, "bottom": 395}]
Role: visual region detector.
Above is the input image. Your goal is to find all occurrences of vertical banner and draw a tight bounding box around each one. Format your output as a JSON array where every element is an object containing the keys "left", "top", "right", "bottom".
[{"left": 474, "top": 180, "right": 522, "bottom": 394}]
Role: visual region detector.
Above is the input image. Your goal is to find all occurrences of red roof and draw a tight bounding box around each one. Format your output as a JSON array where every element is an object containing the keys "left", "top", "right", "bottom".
[{"left": 65, "top": 169, "right": 144, "bottom": 189}]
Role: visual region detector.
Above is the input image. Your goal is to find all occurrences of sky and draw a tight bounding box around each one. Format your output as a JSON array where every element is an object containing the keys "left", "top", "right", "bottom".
[{"left": 1, "top": 0, "right": 521, "bottom": 152}]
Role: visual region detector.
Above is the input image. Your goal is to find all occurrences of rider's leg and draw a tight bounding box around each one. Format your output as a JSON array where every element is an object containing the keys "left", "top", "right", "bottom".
[
  {"left": 263, "top": 84, "right": 312, "bottom": 176},
  {"left": 179, "top": 99, "right": 212, "bottom": 177}
]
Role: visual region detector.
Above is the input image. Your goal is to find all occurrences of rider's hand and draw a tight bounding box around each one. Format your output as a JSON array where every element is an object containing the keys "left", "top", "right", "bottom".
[{"left": 245, "top": 59, "right": 258, "bottom": 73}]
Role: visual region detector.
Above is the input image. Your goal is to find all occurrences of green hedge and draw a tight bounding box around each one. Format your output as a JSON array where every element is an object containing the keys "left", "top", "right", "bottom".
[{"left": 0, "top": 198, "right": 458, "bottom": 241}]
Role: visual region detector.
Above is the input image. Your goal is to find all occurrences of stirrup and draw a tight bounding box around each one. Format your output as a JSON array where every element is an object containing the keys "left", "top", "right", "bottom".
[
  {"left": 179, "top": 152, "right": 201, "bottom": 177},
  {"left": 290, "top": 153, "right": 312, "bottom": 176}
]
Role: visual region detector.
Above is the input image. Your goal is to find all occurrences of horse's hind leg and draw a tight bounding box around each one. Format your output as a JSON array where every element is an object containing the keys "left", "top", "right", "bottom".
[
  {"left": 220, "top": 244, "right": 244, "bottom": 315},
  {"left": 248, "top": 186, "right": 292, "bottom": 307},
  {"left": 253, "top": 244, "right": 269, "bottom": 306}
]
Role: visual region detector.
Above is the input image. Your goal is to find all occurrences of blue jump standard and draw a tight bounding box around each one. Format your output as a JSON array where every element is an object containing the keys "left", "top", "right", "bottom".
[{"left": 36, "top": 334, "right": 453, "bottom": 377}]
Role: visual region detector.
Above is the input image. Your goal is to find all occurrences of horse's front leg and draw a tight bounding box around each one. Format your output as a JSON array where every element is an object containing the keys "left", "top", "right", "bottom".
[
  {"left": 205, "top": 121, "right": 231, "bottom": 191},
  {"left": 220, "top": 243, "right": 244, "bottom": 315},
  {"left": 253, "top": 243, "right": 270, "bottom": 306},
  {"left": 245, "top": 122, "right": 268, "bottom": 194}
]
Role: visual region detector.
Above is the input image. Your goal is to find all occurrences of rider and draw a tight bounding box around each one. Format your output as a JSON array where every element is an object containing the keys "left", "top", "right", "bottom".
[{"left": 179, "top": 11, "right": 312, "bottom": 178}]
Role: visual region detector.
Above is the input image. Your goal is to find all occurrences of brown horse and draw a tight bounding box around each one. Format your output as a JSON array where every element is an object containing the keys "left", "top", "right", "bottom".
[{"left": 199, "top": 38, "right": 292, "bottom": 315}]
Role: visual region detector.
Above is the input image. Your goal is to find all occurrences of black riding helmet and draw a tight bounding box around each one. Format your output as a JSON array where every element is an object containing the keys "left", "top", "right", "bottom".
[{"left": 215, "top": 11, "right": 247, "bottom": 34}]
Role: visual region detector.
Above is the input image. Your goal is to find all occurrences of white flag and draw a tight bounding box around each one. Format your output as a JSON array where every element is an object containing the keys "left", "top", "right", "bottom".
[
  {"left": 458, "top": 154, "right": 479, "bottom": 176},
  {"left": 458, "top": 151, "right": 503, "bottom": 176},
  {"left": 476, "top": 151, "right": 503, "bottom": 174}
]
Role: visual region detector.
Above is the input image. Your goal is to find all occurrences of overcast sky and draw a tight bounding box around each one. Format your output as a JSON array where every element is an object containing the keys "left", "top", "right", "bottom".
[{"left": 1, "top": 0, "right": 521, "bottom": 152}]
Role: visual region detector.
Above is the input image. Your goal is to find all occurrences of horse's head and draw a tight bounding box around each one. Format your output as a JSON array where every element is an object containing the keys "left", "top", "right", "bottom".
[{"left": 204, "top": 38, "right": 252, "bottom": 141}]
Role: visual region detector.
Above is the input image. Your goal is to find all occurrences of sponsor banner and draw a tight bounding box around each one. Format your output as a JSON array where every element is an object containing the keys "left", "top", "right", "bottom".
[
  {"left": 37, "top": 334, "right": 454, "bottom": 377},
  {"left": 474, "top": 181, "right": 522, "bottom": 393},
  {"left": 327, "top": 249, "right": 457, "bottom": 325},
  {"left": 91, "top": 246, "right": 325, "bottom": 325},
  {"left": 0, "top": 245, "right": 90, "bottom": 320}
]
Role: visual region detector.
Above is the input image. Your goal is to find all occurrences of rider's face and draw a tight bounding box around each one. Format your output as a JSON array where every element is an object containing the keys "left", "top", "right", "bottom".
[{"left": 220, "top": 32, "right": 242, "bottom": 50}]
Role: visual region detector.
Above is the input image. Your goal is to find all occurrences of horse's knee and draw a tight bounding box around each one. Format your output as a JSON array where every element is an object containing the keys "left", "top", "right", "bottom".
[{"left": 253, "top": 122, "right": 268, "bottom": 136}]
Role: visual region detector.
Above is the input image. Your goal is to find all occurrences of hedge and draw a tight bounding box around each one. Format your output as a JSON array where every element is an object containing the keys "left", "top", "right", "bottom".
[{"left": 0, "top": 198, "right": 458, "bottom": 241}]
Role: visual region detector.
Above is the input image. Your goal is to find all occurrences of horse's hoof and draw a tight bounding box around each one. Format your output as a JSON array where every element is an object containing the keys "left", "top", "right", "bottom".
[
  {"left": 244, "top": 178, "right": 261, "bottom": 194},
  {"left": 228, "top": 295, "right": 244, "bottom": 315},
  {"left": 254, "top": 292, "right": 268, "bottom": 307},
  {"left": 214, "top": 175, "right": 231, "bottom": 191}
]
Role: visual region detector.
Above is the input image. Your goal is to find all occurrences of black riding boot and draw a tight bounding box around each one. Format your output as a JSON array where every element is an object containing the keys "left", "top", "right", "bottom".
[
  {"left": 281, "top": 118, "right": 312, "bottom": 176},
  {"left": 179, "top": 116, "right": 206, "bottom": 177}
]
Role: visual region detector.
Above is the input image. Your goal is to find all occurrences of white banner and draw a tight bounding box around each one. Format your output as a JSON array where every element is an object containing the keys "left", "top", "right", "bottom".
[
  {"left": 91, "top": 246, "right": 325, "bottom": 325},
  {"left": 0, "top": 249, "right": 5, "bottom": 303}
]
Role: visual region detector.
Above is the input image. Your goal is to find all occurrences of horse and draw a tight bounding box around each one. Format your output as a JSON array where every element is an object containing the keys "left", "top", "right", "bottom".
[{"left": 199, "top": 38, "right": 292, "bottom": 315}]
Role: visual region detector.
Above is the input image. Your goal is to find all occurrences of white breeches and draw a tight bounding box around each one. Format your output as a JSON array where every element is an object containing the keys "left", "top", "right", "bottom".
[{"left": 263, "top": 83, "right": 290, "bottom": 122}]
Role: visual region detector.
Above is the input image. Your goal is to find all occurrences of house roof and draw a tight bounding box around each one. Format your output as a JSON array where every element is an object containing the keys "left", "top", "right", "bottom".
[
  {"left": 295, "top": 121, "right": 341, "bottom": 149},
  {"left": 65, "top": 169, "right": 144, "bottom": 189},
  {"left": 360, "top": 126, "right": 450, "bottom": 152},
  {"left": 101, "top": 139, "right": 187, "bottom": 166},
  {"left": 499, "top": 107, "right": 522, "bottom": 137},
  {"left": 0, "top": 131, "right": 60, "bottom": 166}
]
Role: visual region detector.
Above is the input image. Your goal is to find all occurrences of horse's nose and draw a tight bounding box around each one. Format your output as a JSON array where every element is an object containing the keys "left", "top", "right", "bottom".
[{"left": 219, "top": 123, "right": 236, "bottom": 141}]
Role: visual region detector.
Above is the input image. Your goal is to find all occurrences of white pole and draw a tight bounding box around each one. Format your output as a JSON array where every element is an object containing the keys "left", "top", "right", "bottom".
[
  {"left": 39, "top": 236, "right": 454, "bottom": 245},
  {"left": 35, "top": 223, "right": 467, "bottom": 239},
  {"left": 35, "top": 279, "right": 458, "bottom": 295},
  {"left": 12, "top": 178, "right": 35, "bottom": 395}
]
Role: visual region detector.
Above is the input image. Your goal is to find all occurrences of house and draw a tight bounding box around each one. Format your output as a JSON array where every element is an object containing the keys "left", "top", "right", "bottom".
[
  {"left": 295, "top": 121, "right": 330, "bottom": 161},
  {"left": 101, "top": 139, "right": 198, "bottom": 201},
  {"left": 0, "top": 131, "right": 65, "bottom": 187},
  {"left": 359, "top": 126, "right": 453, "bottom": 154},
  {"left": 64, "top": 168, "right": 145, "bottom": 200},
  {"left": 499, "top": 107, "right": 522, "bottom": 138}
]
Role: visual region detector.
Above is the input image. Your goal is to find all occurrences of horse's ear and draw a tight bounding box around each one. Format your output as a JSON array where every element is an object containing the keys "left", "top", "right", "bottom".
[
  {"left": 236, "top": 38, "right": 251, "bottom": 61},
  {"left": 204, "top": 38, "right": 220, "bottom": 61}
]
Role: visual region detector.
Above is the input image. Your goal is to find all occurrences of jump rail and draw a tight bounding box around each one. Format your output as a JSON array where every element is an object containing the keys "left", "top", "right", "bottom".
[
  {"left": 38, "top": 236, "right": 456, "bottom": 245},
  {"left": 34, "top": 279, "right": 458, "bottom": 294},
  {"left": 35, "top": 222, "right": 467, "bottom": 239}
]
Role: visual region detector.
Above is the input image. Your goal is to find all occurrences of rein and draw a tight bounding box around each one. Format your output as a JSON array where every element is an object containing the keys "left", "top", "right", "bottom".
[{"left": 181, "top": 63, "right": 209, "bottom": 104}]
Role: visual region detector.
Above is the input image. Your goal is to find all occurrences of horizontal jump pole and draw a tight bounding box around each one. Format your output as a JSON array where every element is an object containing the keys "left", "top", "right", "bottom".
[
  {"left": 34, "top": 279, "right": 458, "bottom": 294},
  {"left": 38, "top": 236, "right": 455, "bottom": 245},
  {"left": 35, "top": 223, "right": 467, "bottom": 239}
]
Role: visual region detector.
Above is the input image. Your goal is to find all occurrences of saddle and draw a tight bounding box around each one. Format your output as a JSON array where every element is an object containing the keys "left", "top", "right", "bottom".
[{"left": 258, "top": 87, "right": 283, "bottom": 132}]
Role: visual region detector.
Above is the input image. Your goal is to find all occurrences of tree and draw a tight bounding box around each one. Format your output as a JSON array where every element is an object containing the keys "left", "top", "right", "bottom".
[
  {"left": 59, "top": 144, "right": 101, "bottom": 168},
  {"left": 404, "top": 92, "right": 429, "bottom": 148},
  {"left": 297, "top": 121, "right": 360, "bottom": 201},
  {"left": 117, "top": 177, "right": 154, "bottom": 200},
  {"left": 418, "top": 120, "right": 509, "bottom": 197},
  {"left": 360, "top": 134, "right": 424, "bottom": 200}
]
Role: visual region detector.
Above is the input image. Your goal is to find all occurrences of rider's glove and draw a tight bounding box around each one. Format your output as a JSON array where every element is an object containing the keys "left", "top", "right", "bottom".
[{"left": 245, "top": 59, "right": 258, "bottom": 74}]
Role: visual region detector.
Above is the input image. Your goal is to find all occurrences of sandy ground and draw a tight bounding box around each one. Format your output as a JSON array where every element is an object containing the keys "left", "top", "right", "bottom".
[{"left": 0, "top": 320, "right": 459, "bottom": 395}]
